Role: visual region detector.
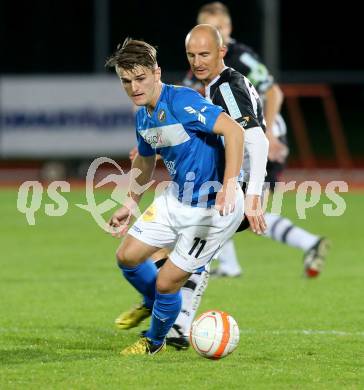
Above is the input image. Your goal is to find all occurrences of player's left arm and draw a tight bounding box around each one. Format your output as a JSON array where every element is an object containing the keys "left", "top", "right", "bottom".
[
  {"left": 244, "top": 128, "right": 268, "bottom": 234},
  {"left": 212, "top": 112, "right": 244, "bottom": 216},
  {"left": 264, "top": 84, "right": 288, "bottom": 163}
]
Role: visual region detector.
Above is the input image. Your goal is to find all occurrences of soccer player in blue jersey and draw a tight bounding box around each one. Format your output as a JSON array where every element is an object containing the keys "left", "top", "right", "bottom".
[{"left": 105, "top": 38, "right": 261, "bottom": 355}]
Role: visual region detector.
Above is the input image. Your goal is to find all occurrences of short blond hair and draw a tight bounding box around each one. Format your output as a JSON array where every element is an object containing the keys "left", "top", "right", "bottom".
[{"left": 197, "top": 2, "right": 231, "bottom": 24}]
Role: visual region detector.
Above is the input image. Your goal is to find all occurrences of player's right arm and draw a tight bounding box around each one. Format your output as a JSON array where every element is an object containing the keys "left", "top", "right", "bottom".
[
  {"left": 109, "top": 120, "right": 156, "bottom": 237},
  {"left": 108, "top": 154, "right": 156, "bottom": 237},
  {"left": 128, "top": 153, "right": 156, "bottom": 204}
]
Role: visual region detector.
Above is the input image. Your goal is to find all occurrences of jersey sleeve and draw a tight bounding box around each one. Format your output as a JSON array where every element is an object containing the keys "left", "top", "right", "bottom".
[
  {"left": 213, "top": 78, "right": 265, "bottom": 131},
  {"left": 171, "top": 87, "right": 224, "bottom": 133},
  {"left": 135, "top": 114, "right": 156, "bottom": 157},
  {"left": 136, "top": 132, "right": 155, "bottom": 156},
  {"left": 237, "top": 51, "right": 274, "bottom": 95}
]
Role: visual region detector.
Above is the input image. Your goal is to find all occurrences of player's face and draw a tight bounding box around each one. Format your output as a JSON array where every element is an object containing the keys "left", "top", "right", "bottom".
[
  {"left": 116, "top": 65, "right": 161, "bottom": 107},
  {"left": 198, "top": 13, "right": 232, "bottom": 45},
  {"left": 186, "top": 33, "right": 226, "bottom": 84}
]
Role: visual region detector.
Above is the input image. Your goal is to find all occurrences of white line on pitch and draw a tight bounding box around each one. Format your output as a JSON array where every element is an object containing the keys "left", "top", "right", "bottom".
[{"left": 239, "top": 329, "right": 364, "bottom": 337}]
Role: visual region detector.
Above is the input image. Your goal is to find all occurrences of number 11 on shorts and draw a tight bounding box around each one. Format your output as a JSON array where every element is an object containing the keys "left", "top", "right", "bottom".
[{"left": 188, "top": 237, "right": 207, "bottom": 258}]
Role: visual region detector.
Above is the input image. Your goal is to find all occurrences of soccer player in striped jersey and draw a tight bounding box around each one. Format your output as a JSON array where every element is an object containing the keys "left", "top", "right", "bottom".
[
  {"left": 185, "top": 2, "right": 329, "bottom": 278},
  {"left": 167, "top": 22, "right": 328, "bottom": 349}
]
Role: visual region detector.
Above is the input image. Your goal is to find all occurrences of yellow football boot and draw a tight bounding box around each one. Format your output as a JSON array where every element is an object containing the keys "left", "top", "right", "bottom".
[
  {"left": 120, "top": 337, "right": 166, "bottom": 356},
  {"left": 115, "top": 303, "right": 152, "bottom": 329}
]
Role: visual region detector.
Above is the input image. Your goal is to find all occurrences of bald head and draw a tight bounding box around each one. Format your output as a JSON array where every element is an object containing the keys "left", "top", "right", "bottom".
[
  {"left": 185, "top": 24, "right": 223, "bottom": 49},
  {"left": 185, "top": 24, "right": 226, "bottom": 85}
]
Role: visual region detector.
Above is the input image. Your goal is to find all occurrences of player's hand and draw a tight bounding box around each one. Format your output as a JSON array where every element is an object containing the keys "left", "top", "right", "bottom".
[
  {"left": 268, "top": 137, "right": 289, "bottom": 163},
  {"left": 244, "top": 194, "right": 267, "bottom": 235},
  {"left": 108, "top": 206, "right": 133, "bottom": 238},
  {"left": 215, "top": 182, "right": 236, "bottom": 216},
  {"left": 129, "top": 146, "right": 138, "bottom": 161}
]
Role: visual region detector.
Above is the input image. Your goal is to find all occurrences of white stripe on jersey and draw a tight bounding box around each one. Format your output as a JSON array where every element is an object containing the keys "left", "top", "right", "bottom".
[
  {"left": 139, "top": 123, "right": 191, "bottom": 148},
  {"left": 219, "top": 82, "right": 242, "bottom": 120}
]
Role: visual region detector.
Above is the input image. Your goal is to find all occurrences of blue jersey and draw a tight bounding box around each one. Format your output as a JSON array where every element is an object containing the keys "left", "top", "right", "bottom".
[{"left": 136, "top": 84, "right": 225, "bottom": 207}]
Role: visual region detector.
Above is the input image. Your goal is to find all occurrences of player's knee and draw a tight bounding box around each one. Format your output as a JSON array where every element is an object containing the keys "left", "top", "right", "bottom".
[
  {"left": 116, "top": 246, "right": 136, "bottom": 268},
  {"left": 156, "top": 278, "right": 174, "bottom": 294},
  {"left": 115, "top": 248, "right": 125, "bottom": 266}
]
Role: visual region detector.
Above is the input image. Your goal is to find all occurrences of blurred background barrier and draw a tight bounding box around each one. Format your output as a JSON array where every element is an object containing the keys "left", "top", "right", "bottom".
[
  {"left": 0, "top": 76, "right": 362, "bottom": 185},
  {"left": 0, "top": 0, "right": 363, "bottom": 185},
  {"left": 0, "top": 76, "right": 135, "bottom": 158}
]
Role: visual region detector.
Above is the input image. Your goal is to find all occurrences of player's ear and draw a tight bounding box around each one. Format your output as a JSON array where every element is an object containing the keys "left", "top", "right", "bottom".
[
  {"left": 221, "top": 45, "right": 228, "bottom": 58},
  {"left": 154, "top": 67, "right": 161, "bottom": 81},
  {"left": 227, "top": 23, "right": 232, "bottom": 38}
]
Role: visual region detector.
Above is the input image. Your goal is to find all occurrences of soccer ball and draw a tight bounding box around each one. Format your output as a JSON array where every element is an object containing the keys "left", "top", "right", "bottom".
[{"left": 190, "top": 310, "right": 240, "bottom": 359}]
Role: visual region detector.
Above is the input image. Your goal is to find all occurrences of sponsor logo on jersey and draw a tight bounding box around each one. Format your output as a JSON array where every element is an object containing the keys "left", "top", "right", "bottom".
[
  {"left": 240, "top": 116, "right": 251, "bottom": 128},
  {"left": 131, "top": 225, "right": 143, "bottom": 234},
  {"left": 140, "top": 124, "right": 190, "bottom": 148},
  {"left": 144, "top": 132, "right": 163, "bottom": 147},
  {"left": 142, "top": 204, "right": 156, "bottom": 222},
  {"left": 184, "top": 106, "right": 206, "bottom": 125}
]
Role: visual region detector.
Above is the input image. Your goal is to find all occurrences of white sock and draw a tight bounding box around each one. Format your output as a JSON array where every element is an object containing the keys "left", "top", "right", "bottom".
[
  {"left": 216, "top": 239, "right": 242, "bottom": 275},
  {"left": 264, "top": 212, "right": 319, "bottom": 251},
  {"left": 174, "top": 270, "right": 210, "bottom": 337}
]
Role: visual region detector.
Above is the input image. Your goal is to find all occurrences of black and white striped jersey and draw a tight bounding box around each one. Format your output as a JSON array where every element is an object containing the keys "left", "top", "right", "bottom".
[
  {"left": 205, "top": 67, "right": 268, "bottom": 185},
  {"left": 206, "top": 67, "right": 266, "bottom": 132}
]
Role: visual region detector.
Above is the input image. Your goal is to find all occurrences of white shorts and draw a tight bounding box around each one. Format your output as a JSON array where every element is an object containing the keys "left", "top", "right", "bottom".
[{"left": 128, "top": 186, "right": 244, "bottom": 273}]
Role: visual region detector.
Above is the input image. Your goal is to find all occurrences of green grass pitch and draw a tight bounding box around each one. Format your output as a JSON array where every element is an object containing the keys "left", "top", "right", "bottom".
[{"left": 1, "top": 188, "right": 363, "bottom": 389}]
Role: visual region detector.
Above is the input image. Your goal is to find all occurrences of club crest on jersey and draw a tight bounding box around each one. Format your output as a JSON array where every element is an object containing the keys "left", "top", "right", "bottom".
[{"left": 158, "top": 109, "right": 166, "bottom": 122}]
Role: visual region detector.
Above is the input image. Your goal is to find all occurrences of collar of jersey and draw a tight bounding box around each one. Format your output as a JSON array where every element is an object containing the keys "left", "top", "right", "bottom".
[
  {"left": 145, "top": 83, "right": 166, "bottom": 118},
  {"left": 205, "top": 66, "right": 229, "bottom": 99}
]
